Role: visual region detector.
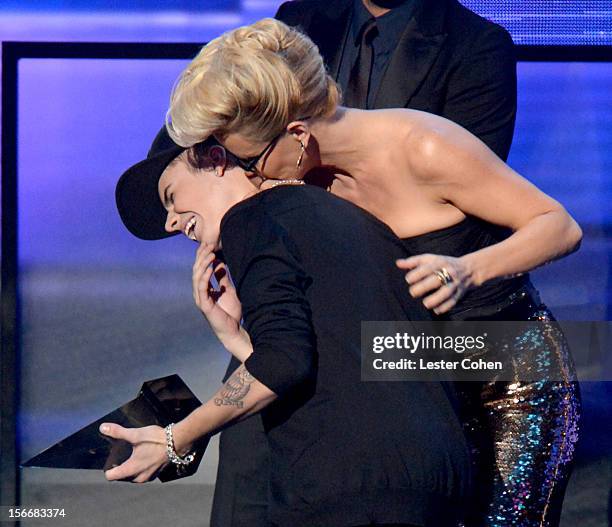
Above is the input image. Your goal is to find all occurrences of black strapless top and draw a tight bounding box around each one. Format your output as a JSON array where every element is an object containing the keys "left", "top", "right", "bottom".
[{"left": 400, "top": 215, "right": 536, "bottom": 320}]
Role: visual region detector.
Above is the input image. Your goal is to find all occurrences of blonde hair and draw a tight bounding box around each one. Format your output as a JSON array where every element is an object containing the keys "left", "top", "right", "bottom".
[{"left": 166, "top": 18, "right": 341, "bottom": 147}]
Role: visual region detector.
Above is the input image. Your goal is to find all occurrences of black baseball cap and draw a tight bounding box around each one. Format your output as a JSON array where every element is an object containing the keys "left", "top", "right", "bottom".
[{"left": 115, "top": 126, "right": 186, "bottom": 240}]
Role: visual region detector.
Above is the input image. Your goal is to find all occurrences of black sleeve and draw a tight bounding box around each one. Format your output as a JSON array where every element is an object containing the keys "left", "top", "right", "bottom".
[
  {"left": 442, "top": 25, "right": 517, "bottom": 161},
  {"left": 274, "top": 1, "right": 291, "bottom": 21},
  {"left": 275, "top": 0, "right": 313, "bottom": 29},
  {"left": 275, "top": 1, "right": 300, "bottom": 25},
  {"left": 221, "top": 210, "right": 316, "bottom": 398}
]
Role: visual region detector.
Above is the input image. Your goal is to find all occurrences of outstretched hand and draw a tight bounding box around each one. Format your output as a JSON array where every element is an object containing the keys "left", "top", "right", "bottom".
[
  {"left": 99, "top": 423, "right": 168, "bottom": 483},
  {"left": 396, "top": 253, "right": 474, "bottom": 314}
]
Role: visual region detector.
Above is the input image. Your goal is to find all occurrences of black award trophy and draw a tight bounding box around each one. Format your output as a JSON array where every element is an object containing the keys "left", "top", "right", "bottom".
[{"left": 22, "top": 374, "right": 209, "bottom": 482}]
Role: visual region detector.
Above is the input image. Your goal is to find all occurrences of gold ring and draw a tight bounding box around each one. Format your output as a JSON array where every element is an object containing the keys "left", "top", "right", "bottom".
[{"left": 434, "top": 267, "right": 453, "bottom": 286}]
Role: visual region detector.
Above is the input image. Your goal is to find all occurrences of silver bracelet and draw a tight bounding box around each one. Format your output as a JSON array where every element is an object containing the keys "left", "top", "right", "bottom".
[{"left": 164, "top": 423, "right": 195, "bottom": 466}]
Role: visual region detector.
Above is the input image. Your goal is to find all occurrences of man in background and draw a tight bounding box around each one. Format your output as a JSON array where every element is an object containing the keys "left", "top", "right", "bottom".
[{"left": 276, "top": 0, "right": 516, "bottom": 159}]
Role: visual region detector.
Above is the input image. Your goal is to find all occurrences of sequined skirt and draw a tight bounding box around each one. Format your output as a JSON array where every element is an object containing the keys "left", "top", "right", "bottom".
[{"left": 456, "top": 291, "right": 581, "bottom": 527}]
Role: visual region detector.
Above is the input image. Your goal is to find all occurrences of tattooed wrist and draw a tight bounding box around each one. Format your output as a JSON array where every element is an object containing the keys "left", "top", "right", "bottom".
[{"left": 214, "top": 367, "right": 255, "bottom": 408}]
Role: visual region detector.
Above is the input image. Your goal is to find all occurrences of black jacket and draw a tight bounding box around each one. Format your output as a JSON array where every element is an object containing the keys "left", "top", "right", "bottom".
[
  {"left": 276, "top": 0, "right": 517, "bottom": 161},
  {"left": 220, "top": 185, "right": 471, "bottom": 527}
]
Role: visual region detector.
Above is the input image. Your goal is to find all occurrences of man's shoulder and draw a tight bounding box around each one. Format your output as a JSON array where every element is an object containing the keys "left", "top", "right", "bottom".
[
  {"left": 275, "top": 0, "right": 349, "bottom": 26},
  {"left": 219, "top": 191, "right": 297, "bottom": 280},
  {"left": 221, "top": 186, "right": 327, "bottom": 237},
  {"left": 220, "top": 187, "right": 337, "bottom": 284},
  {"left": 446, "top": 0, "right": 513, "bottom": 45}
]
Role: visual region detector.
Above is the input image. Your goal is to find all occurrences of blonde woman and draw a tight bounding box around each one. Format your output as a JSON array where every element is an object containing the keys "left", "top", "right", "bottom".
[{"left": 163, "top": 18, "right": 582, "bottom": 527}]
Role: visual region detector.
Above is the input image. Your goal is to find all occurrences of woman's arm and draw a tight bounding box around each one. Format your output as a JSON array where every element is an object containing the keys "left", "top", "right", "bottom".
[
  {"left": 412, "top": 118, "right": 581, "bottom": 284},
  {"left": 396, "top": 115, "right": 582, "bottom": 313}
]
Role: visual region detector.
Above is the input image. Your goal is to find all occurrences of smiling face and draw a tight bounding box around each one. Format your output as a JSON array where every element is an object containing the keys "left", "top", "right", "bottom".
[{"left": 157, "top": 150, "right": 255, "bottom": 249}]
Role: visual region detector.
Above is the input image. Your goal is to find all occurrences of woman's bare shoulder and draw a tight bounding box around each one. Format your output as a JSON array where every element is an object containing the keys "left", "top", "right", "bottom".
[
  {"left": 358, "top": 108, "right": 495, "bottom": 183},
  {"left": 370, "top": 109, "right": 466, "bottom": 145},
  {"left": 397, "top": 111, "right": 499, "bottom": 181}
]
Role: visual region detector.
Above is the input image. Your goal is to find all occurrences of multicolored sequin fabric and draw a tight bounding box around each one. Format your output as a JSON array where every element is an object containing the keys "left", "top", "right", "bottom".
[{"left": 459, "top": 298, "right": 581, "bottom": 527}]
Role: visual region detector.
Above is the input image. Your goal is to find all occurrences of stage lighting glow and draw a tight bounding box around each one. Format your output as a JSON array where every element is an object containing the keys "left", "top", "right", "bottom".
[{"left": 462, "top": 0, "right": 612, "bottom": 45}]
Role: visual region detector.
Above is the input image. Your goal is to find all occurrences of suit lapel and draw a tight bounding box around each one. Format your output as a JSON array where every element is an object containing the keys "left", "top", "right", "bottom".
[
  {"left": 373, "top": 0, "right": 449, "bottom": 109},
  {"left": 307, "top": 0, "right": 352, "bottom": 79}
]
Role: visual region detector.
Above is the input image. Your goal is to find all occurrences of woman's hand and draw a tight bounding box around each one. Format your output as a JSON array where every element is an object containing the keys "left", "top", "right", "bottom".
[
  {"left": 396, "top": 254, "right": 474, "bottom": 315},
  {"left": 99, "top": 423, "right": 169, "bottom": 483}
]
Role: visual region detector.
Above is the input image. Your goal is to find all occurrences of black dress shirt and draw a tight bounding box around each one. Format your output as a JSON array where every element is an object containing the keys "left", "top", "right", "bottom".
[{"left": 337, "top": 0, "right": 417, "bottom": 108}]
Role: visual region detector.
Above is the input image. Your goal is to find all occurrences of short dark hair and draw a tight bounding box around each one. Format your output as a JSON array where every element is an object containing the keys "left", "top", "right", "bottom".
[{"left": 187, "top": 139, "right": 241, "bottom": 172}]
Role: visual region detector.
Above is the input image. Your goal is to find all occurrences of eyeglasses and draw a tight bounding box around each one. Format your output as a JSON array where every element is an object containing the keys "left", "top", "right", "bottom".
[
  {"left": 223, "top": 133, "right": 283, "bottom": 173},
  {"left": 219, "top": 116, "right": 311, "bottom": 173}
]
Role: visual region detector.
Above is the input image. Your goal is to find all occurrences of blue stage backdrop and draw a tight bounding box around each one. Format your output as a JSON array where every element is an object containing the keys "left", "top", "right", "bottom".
[
  {"left": 1, "top": 1, "right": 612, "bottom": 44},
  {"left": 462, "top": 0, "right": 612, "bottom": 45},
  {"left": 0, "top": 0, "right": 240, "bottom": 11}
]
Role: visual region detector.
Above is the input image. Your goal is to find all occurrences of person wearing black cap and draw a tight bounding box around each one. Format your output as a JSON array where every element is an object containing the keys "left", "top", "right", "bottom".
[{"left": 107, "top": 133, "right": 473, "bottom": 527}]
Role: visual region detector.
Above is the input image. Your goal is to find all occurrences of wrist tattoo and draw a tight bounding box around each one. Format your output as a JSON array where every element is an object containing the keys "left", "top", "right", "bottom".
[{"left": 214, "top": 367, "right": 255, "bottom": 408}]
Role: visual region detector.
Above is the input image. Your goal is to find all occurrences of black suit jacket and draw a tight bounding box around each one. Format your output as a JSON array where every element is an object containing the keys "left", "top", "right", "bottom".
[
  {"left": 220, "top": 185, "right": 471, "bottom": 527},
  {"left": 276, "top": 0, "right": 517, "bottom": 161}
]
